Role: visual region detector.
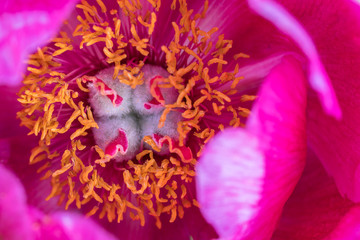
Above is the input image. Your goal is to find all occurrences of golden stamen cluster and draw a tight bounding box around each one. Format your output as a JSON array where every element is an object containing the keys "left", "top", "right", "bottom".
[{"left": 17, "top": 0, "right": 255, "bottom": 228}]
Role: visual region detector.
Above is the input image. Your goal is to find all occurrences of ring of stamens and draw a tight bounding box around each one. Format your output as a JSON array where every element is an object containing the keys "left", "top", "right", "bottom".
[{"left": 17, "top": 0, "right": 256, "bottom": 228}]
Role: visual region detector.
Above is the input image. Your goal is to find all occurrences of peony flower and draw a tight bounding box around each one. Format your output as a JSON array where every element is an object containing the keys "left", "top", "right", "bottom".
[
  {"left": 196, "top": 0, "right": 360, "bottom": 239},
  {"left": 1, "top": 0, "right": 359, "bottom": 240}
]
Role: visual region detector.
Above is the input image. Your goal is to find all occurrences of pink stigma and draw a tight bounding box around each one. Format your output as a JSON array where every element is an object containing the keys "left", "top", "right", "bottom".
[
  {"left": 152, "top": 134, "right": 193, "bottom": 162},
  {"left": 83, "top": 76, "right": 123, "bottom": 106},
  {"left": 150, "top": 76, "right": 165, "bottom": 105},
  {"left": 144, "top": 98, "right": 162, "bottom": 109},
  {"left": 105, "top": 128, "right": 129, "bottom": 156}
]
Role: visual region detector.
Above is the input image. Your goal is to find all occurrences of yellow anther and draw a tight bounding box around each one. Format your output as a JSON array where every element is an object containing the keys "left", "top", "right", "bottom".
[
  {"left": 87, "top": 206, "right": 100, "bottom": 217},
  {"left": 80, "top": 165, "right": 93, "bottom": 184},
  {"left": 52, "top": 163, "right": 72, "bottom": 177},
  {"left": 241, "top": 95, "right": 258, "bottom": 102},
  {"left": 234, "top": 52, "right": 250, "bottom": 59},
  {"left": 96, "top": 0, "right": 107, "bottom": 12}
]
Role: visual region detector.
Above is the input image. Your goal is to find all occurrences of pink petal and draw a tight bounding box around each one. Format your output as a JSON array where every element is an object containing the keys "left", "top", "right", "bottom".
[
  {"left": 29, "top": 207, "right": 69, "bottom": 240},
  {"left": 27, "top": 205, "right": 119, "bottom": 240},
  {"left": 0, "top": 164, "right": 33, "bottom": 240},
  {"left": 325, "top": 206, "right": 360, "bottom": 240},
  {"left": 196, "top": 128, "right": 265, "bottom": 239},
  {"left": 0, "top": 165, "right": 117, "bottom": 240},
  {"left": 197, "top": 56, "right": 307, "bottom": 239},
  {"left": 247, "top": 0, "right": 341, "bottom": 119},
  {"left": 0, "top": 0, "right": 77, "bottom": 86},
  {"left": 275, "top": 0, "right": 360, "bottom": 202},
  {"left": 48, "top": 212, "right": 118, "bottom": 240},
  {"left": 272, "top": 151, "right": 355, "bottom": 240}
]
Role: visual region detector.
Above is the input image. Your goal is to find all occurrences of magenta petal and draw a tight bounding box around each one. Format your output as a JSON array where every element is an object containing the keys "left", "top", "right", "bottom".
[
  {"left": 0, "top": 0, "right": 77, "bottom": 86},
  {"left": 0, "top": 165, "right": 117, "bottom": 240},
  {"left": 273, "top": 151, "right": 355, "bottom": 240},
  {"left": 325, "top": 206, "right": 360, "bottom": 240},
  {"left": 276, "top": 0, "right": 360, "bottom": 202},
  {"left": 47, "top": 212, "right": 118, "bottom": 240},
  {"left": 28, "top": 208, "right": 69, "bottom": 240},
  {"left": 27, "top": 207, "right": 118, "bottom": 240},
  {"left": 0, "top": 165, "right": 33, "bottom": 240},
  {"left": 197, "top": 57, "right": 307, "bottom": 239},
  {"left": 246, "top": 56, "right": 308, "bottom": 238},
  {"left": 247, "top": 0, "right": 341, "bottom": 119}
]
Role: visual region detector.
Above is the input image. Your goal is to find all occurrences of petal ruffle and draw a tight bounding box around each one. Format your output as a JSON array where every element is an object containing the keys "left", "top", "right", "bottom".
[
  {"left": 197, "top": 56, "right": 307, "bottom": 239},
  {"left": 0, "top": 0, "right": 77, "bottom": 86}
]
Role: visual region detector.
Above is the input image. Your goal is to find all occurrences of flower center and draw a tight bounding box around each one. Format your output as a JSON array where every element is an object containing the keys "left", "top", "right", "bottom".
[
  {"left": 17, "top": 0, "right": 256, "bottom": 229},
  {"left": 87, "top": 65, "right": 186, "bottom": 161}
]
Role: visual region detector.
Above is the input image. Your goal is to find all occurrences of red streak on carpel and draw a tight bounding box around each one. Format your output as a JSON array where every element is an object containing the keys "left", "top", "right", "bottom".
[
  {"left": 153, "top": 134, "right": 162, "bottom": 143},
  {"left": 150, "top": 76, "right": 165, "bottom": 106},
  {"left": 144, "top": 98, "right": 162, "bottom": 109},
  {"left": 83, "top": 76, "right": 123, "bottom": 106},
  {"left": 152, "top": 134, "right": 193, "bottom": 163},
  {"left": 105, "top": 128, "right": 128, "bottom": 156}
]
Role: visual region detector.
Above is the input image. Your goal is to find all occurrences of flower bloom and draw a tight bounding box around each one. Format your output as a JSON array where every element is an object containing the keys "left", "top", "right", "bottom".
[{"left": 1, "top": 0, "right": 360, "bottom": 240}]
